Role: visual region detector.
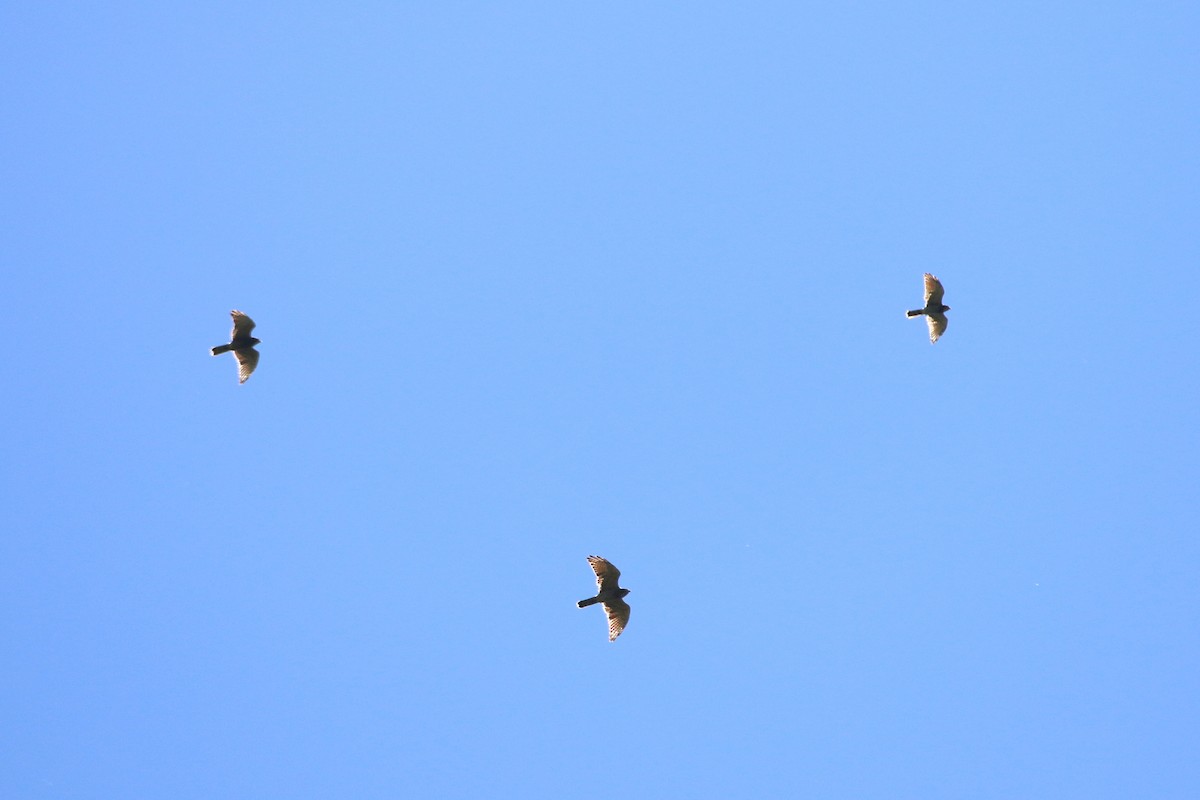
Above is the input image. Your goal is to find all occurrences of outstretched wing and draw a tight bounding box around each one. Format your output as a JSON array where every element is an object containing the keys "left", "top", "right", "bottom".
[
  {"left": 926, "top": 311, "right": 948, "bottom": 344},
  {"left": 602, "top": 597, "right": 630, "bottom": 641},
  {"left": 230, "top": 310, "right": 256, "bottom": 340},
  {"left": 587, "top": 555, "right": 621, "bottom": 593},
  {"left": 234, "top": 347, "right": 260, "bottom": 383},
  {"left": 923, "top": 274, "right": 944, "bottom": 306}
]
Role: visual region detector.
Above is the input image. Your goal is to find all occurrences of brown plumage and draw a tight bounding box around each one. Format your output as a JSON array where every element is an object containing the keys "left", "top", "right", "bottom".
[
  {"left": 211, "top": 310, "right": 261, "bottom": 383},
  {"left": 577, "top": 556, "right": 631, "bottom": 642},
  {"left": 906, "top": 273, "right": 950, "bottom": 343}
]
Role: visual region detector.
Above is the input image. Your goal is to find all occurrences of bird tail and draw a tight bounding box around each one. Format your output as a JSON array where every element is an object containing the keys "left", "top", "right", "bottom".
[
  {"left": 211, "top": 344, "right": 233, "bottom": 355},
  {"left": 577, "top": 597, "right": 601, "bottom": 608},
  {"left": 906, "top": 309, "right": 925, "bottom": 318}
]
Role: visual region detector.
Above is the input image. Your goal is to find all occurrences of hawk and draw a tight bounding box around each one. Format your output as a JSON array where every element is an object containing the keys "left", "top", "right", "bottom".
[
  {"left": 577, "top": 556, "right": 631, "bottom": 642},
  {"left": 211, "top": 310, "right": 261, "bottom": 383},
  {"left": 906, "top": 273, "right": 950, "bottom": 343}
]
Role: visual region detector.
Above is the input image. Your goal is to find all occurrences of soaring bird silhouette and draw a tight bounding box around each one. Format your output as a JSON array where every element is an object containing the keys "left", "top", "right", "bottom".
[
  {"left": 906, "top": 274, "right": 950, "bottom": 343},
  {"left": 211, "top": 310, "right": 261, "bottom": 383},
  {"left": 577, "top": 556, "right": 631, "bottom": 642}
]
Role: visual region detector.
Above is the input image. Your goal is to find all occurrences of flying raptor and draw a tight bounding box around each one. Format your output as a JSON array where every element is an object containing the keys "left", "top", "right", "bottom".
[
  {"left": 906, "top": 273, "right": 950, "bottom": 344},
  {"left": 211, "top": 310, "right": 261, "bottom": 383},
  {"left": 577, "top": 556, "right": 631, "bottom": 642}
]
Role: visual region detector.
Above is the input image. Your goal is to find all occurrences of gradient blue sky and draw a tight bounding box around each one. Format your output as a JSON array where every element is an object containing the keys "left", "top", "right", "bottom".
[{"left": 3, "top": 3, "right": 1198, "bottom": 798}]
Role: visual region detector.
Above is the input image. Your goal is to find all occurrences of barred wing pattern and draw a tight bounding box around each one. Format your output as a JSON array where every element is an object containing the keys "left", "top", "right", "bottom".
[
  {"left": 926, "top": 311, "right": 948, "bottom": 344},
  {"left": 235, "top": 348, "right": 260, "bottom": 384},
  {"left": 230, "top": 310, "right": 256, "bottom": 341},
  {"left": 923, "top": 273, "right": 944, "bottom": 307},
  {"left": 603, "top": 597, "right": 631, "bottom": 642},
  {"left": 587, "top": 555, "right": 621, "bottom": 593}
]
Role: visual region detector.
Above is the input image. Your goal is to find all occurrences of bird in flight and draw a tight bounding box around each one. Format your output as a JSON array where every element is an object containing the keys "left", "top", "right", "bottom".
[
  {"left": 577, "top": 556, "right": 631, "bottom": 642},
  {"left": 211, "top": 310, "right": 261, "bottom": 383},
  {"left": 906, "top": 273, "right": 950, "bottom": 343}
]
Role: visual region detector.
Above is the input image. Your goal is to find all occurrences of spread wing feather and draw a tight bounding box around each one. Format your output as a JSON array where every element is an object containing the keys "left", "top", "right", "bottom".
[
  {"left": 926, "top": 312, "right": 948, "bottom": 344},
  {"left": 603, "top": 598, "right": 631, "bottom": 641},
  {"left": 923, "top": 274, "right": 944, "bottom": 306},
  {"left": 230, "top": 310, "right": 256, "bottom": 340},
  {"left": 234, "top": 347, "right": 260, "bottom": 383},
  {"left": 587, "top": 555, "right": 621, "bottom": 593}
]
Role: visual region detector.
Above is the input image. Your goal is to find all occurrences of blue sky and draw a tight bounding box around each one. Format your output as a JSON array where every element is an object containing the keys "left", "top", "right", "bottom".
[{"left": 2, "top": 2, "right": 1197, "bottom": 798}]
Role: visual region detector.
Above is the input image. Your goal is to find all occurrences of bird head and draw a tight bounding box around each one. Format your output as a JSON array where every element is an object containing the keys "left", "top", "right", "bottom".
[
  {"left": 941, "top": 305, "right": 951, "bottom": 312},
  {"left": 250, "top": 337, "right": 262, "bottom": 345},
  {"left": 616, "top": 588, "right": 631, "bottom": 598}
]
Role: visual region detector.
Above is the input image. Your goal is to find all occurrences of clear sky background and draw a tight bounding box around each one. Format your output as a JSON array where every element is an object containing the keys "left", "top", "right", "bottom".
[{"left": 2, "top": 3, "right": 1197, "bottom": 798}]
